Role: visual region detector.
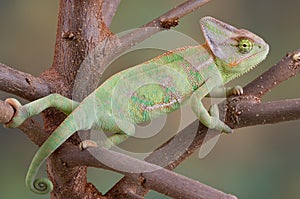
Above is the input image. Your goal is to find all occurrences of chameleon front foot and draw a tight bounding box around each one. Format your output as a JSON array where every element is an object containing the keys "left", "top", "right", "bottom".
[
  {"left": 209, "top": 117, "right": 233, "bottom": 134},
  {"left": 208, "top": 104, "right": 233, "bottom": 134},
  {"left": 4, "top": 98, "right": 28, "bottom": 128},
  {"left": 227, "top": 85, "right": 243, "bottom": 96}
]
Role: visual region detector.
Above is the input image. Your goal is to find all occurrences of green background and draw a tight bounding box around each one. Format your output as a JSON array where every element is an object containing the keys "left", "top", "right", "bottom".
[{"left": 0, "top": 0, "right": 300, "bottom": 198}]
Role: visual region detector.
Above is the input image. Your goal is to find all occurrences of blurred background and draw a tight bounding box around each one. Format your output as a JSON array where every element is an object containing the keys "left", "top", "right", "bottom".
[{"left": 0, "top": 0, "right": 300, "bottom": 198}]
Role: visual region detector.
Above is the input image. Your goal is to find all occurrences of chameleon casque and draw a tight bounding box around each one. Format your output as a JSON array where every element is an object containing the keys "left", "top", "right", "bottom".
[{"left": 4, "top": 16, "right": 269, "bottom": 194}]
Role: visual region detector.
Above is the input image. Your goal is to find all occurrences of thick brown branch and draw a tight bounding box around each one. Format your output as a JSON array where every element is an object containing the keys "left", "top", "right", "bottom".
[
  {"left": 18, "top": 119, "right": 49, "bottom": 146},
  {"left": 59, "top": 145, "right": 237, "bottom": 199},
  {"left": 39, "top": 1, "right": 109, "bottom": 198},
  {"left": 0, "top": 62, "right": 50, "bottom": 101}
]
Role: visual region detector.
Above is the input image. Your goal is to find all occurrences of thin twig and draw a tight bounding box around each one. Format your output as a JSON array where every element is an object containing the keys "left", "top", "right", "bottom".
[
  {"left": 102, "top": 0, "right": 122, "bottom": 27},
  {"left": 118, "top": 0, "right": 212, "bottom": 53}
]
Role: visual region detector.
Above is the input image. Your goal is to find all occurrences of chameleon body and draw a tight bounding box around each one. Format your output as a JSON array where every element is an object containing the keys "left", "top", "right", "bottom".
[{"left": 4, "top": 16, "right": 269, "bottom": 194}]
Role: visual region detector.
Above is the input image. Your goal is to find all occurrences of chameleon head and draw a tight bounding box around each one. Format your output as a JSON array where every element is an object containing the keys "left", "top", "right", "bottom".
[{"left": 200, "top": 16, "right": 269, "bottom": 82}]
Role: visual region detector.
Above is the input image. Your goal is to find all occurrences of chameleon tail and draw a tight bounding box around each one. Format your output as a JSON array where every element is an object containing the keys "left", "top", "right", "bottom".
[{"left": 25, "top": 113, "right": 83, "bottom": 194}]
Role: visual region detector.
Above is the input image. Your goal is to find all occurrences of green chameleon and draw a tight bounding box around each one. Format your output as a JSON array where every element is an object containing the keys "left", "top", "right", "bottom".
[{"left": 4, "top": 16, "right": 269, "bottom": 194}]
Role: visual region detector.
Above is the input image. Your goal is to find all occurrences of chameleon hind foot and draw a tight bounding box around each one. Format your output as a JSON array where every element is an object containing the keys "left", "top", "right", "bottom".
[
  {"left": 4, "top": 98, "right": 28, "bottom": 128},
  {"left": 79, "top": 140, "right": 98, "bottom": 150},
  {"left": 79, "top": 133, "right": 130, "bottom": 150}
]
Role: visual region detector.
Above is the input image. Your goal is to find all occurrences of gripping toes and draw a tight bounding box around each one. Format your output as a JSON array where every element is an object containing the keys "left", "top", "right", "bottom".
[
  {"left": 231, "top": 85, "right": 243, "bottom": 96},
  {"left": 79, "top": 140, "right": 98, "bottom": 150},
  {"left": 208, "top": 105, "right": 232, "bottom": 133},
  {"left": 4, "top": 98, "right": 28, "bottom": 128},
  {"left": 210, "top": 117, "right": 233, "bottom": 134}
]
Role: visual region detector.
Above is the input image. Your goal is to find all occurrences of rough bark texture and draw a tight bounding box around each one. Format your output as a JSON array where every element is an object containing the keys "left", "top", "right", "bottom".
[
  {"left": 0, "top": 63, "right": 49, "bottom": 101},
  {"left": 39, "top": 1, "right": 111, "bottom": 198}
]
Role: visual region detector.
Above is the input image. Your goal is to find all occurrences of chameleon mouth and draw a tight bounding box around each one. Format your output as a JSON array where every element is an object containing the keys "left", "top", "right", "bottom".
[
  {"left": 232, "top": 48, "right": 268, "bottom": 79},
  {"left": 228, "top": 49, "right": 267, "bottom": 68}
]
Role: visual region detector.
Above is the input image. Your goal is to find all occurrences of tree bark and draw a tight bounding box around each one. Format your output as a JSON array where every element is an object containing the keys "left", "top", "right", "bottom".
[{"left": 39, "top": 1, "right": 111, "bottom": 198}]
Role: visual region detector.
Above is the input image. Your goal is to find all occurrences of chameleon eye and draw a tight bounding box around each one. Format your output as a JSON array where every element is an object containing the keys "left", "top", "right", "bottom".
[{"left": 238, "top": 39, "right": 253, "bottom": 54}]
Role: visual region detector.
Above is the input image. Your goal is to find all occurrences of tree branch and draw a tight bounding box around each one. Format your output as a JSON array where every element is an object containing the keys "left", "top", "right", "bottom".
[
  {"left": 228, "top": 98, "right": 300, "bottom": 128},
  {"left": 102, "top": 0, "right": 121, "bottom": 27},
  {"left": 0, "top": 62, "right": 50, "bottom": 101},
  {"left": 39, "top": 1, "right": 109, "bottom": 198},
  {"left": 118, "top": 0, "right": 212, "bottom": 53},
  {"left": 59, "top": 145, "right": 237, "bottom": 199}
]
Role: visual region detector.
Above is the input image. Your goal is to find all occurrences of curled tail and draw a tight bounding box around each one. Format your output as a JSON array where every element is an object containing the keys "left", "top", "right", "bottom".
[{"left": 25, "top": 112, "right": 84, "bottom": 194}]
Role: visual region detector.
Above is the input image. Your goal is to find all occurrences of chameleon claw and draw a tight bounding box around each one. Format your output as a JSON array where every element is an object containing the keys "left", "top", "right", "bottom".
[
  {"left": 227, "top": 85, "right": 243, "bottom": 96},
  {"left": 232, "top": 85, "right": 243, "bottom": 95},
  {"left": 207, "top": 105, "right": 233, "bottom": 133},
  {"left": 208, "top": 116, "right": 233, "bottom": 134}
]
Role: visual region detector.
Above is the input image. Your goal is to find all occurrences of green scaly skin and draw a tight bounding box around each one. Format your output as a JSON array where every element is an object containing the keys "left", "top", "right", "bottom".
[{"left": 4, "top": 16, "right": 269, "bottom": 194}]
